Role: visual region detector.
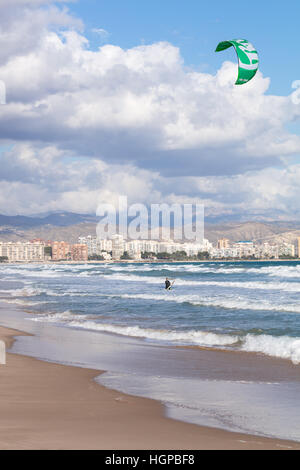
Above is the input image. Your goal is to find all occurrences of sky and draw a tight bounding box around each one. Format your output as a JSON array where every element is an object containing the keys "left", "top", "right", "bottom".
[
  {"left": 1, "top": 0, "right": 300, "bottom": 220},
  {"left": 71, "top": 1, "right": 300, "bottom": 97}
]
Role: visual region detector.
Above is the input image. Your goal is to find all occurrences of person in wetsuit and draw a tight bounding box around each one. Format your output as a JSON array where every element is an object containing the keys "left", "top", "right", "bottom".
[{"left": 165, "top": 278, "right": 171, "bottom": 290}]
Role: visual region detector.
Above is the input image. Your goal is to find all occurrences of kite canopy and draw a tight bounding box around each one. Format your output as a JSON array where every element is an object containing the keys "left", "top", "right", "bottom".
[{"left": 215, "top": 39, "right": 259, "bottom": 85}]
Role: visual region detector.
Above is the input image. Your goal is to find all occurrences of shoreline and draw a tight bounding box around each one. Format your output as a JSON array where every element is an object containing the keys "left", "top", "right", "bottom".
[
  {"left": 1, "top": 326, "right": 300, "bottom": 450},
  {"left": 1, "top": 258, "right": 300, "bottom": 265}
]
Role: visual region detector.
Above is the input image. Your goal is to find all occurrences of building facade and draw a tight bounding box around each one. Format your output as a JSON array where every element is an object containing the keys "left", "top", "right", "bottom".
[
  {"left": 71, "top": 244, "right": 88, "bottom": 262},
  {"left": 111, "top": 235, "right": 125, "bottom": 260},
  {"left": 51, "top": 241, "right": 71, "bottom": 261},
  {"left": 0, "top": 241, "right": 45, "bottom": 262},
  {"left": 78, "top": 236, "right": 112, "bottom": 256},
  {"left": 217, "top": 239, "right": 230, "bottom": 249},
  {"left": 78, "top": 236, "right": 101, "bottom": 256}
]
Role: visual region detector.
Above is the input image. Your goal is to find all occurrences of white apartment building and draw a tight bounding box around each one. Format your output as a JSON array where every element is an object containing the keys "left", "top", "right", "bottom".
[
  {"left": 78, "top": 236, "right": 214, "bottom": 260},
  {"left": 143, "top": 240, "right": 160, "bottom": 254},
  {"left": 125, "top": 240, "right": 142, "bottom": 259},
  {"left": 158, "top": 241, "right": 182, "bottom": 254},
  {"left": 78, "top": 236, "right": 101, "bottom": 256},
  {"left": 212, "top": 240, "right": 255, "bottom": 259},
  {"left": 211, "top": 247, "right": 240, "bottom": 259},
  {"left": 76, "top": 236, "right": 295, "bottom": 261},
  {"left": 127, "top": 239, "right": 160, "bottom": 255},
  {"left": 211, "top": 241, "right": 292, "bottom": 259},
  {"left": 233, "top": 241, "right": 256, "bottom": 258},
  {"left": 100, "top": 239, "right": 113, "bottom": 252},
  {"left": 78, "top": 236, "right": 112, "bottom": 256},
  {"left": 0, "top": 242, "right": 45, "bottom": 262},
  {"left": 182, "top": 240, "right": 212, "bottom": 257},
  {"left": 255, "top": 243, "right": 278, "bottom": 259},
  {"left": 278, "top": 242, "right": 295, "bottom": 258},
  {"left": 112, "top": 235, "right": 125, "bottom": 260}
]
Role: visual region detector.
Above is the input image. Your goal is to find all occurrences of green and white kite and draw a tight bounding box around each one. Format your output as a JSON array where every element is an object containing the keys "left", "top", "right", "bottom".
[{"left": 215, "top": 39, "right": 259, "bottom": 85}]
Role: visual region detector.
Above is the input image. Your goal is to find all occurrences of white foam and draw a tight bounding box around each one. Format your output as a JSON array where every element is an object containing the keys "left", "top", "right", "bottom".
[
  {"left": 24, "top": 304, "right": 300, "bottom": 364},
  {"left": 242, "top": 334, "right": 300, "bottom": 365},
  {"left": 3, "top": 262, "right": 300, "bottom": 281},
  {"left": 224, "top": 265, "right": 300, "bottom": 279},
  {"left": 6, "top": 286, "right": 93, "bottom": 298},
  {"left": 106, "top": 273, "right": 300, "bottom": 292},
  {"left": 66, "top": 321, "right": 239, "bottom": 346},
  {"left": 112, "top": 292, "right": 300, "bottom": 314},
  {"left": 29, "top": 310, "right": 88, "bottom": 323},
  {"left": 28, "top": 311, "right": 300, "bottom": 364},
  {"left": 9, "top": 287, "right": 44, "bottom": 297},
  {"left": 3, "top": 298, "right": 49, "bottom": 306}
]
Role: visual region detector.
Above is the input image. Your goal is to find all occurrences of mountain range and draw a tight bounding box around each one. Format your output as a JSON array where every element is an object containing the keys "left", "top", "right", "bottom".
[{"left": 0, "top": 212, "right": 300, "bottom": 246}]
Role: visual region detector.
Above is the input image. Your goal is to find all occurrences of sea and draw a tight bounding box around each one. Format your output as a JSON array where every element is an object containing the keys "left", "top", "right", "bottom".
[{"left": 1, "top": 260, "right": 300, "bottom": 442}]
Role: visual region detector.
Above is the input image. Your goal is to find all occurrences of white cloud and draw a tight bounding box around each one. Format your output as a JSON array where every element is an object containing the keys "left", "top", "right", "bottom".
[
  {"left": 1, "top": 143, "right": 300, "bottom": 220},
  {"left": 0, "top": 0, "right": 82, "bottom": 66},
  {"left": 0, "top": 143, "right": 161, "bottom": 215},
  {"left": 0, "top": 29, "right": 299, "bottom": 178}
]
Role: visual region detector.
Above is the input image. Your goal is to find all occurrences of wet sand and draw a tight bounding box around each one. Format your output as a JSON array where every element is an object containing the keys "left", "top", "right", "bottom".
[{"left": 0, "top": 326, "right": 299, "bottom": 450}]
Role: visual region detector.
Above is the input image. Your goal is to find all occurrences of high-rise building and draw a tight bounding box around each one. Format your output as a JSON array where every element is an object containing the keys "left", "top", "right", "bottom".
[
  {"left": 78, "top": 236, "right": 112, "bottom": 255},
  {"left": 51, "top": 241, "right": 70, "bottom": 261},
  {"left": 78, "top": 236, "right": 101, "bottom": 256},
  {"left": 111, "top": 235, "right": 124, "bottom": 260},
  {"left": 279, "top": 243, "right": 295, "bottom": 258},
  {"left": 298, "top": 238, "right": 300, "bottom": 258},
  {"left": 71, "top": 244, "right": 88, "bottom": 262},
  {"left": 217, "top": 239, "right": 230, "bottom": 249},
  {"left": 0, "top": 241, "right": 45, "bottom": 262},
  {"left": 233, "top": 241, "right": 255, "bottom": 258}
]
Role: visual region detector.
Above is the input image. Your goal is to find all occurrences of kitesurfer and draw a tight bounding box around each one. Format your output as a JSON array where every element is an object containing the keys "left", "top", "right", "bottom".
[{"left": 165, "top": 278, "right": 176, "bottom": 290}]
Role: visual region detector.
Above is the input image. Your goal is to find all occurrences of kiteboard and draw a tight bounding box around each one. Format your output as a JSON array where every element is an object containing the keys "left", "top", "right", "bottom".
[{"left": 167, "top": 280, "right": 176, "bottom": 291}]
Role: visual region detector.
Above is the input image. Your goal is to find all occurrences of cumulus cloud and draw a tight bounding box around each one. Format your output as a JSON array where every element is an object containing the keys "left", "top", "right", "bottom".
[
  {"left": 1, "top": 28, "right": 299, "bottom": 177},
  {"left": 0, "top": 0, "right": 300, "bottom": 218},
  {"left": 1, "top": 143, "right": 300, "bottom": 221},
  {"left": 0, "top": 0, "right": 82, "bottom": 66},
  {"left": 0, "top": 143, "right": 161, "bottom": 215}
]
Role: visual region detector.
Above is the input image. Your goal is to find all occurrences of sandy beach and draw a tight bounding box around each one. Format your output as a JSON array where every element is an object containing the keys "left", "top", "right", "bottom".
[{"left": 0, "top": 326, "right": 299, "bottom": 450}]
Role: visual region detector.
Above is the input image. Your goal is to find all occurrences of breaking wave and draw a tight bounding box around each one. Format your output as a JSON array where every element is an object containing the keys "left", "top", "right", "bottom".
[
  {"left": 27, "top": 312, "right": 300, "bottom": 364},
  {"left": 110, "top": 293, "right": 300, "bottom": 314}
]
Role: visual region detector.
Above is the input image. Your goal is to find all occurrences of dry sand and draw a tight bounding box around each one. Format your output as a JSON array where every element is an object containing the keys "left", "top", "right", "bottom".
[{"left": 0, "top": 326, "right": 299, "bottom": 450}]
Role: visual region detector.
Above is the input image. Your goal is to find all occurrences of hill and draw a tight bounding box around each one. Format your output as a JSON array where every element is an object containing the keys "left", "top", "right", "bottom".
[{"left": 0, "top": 212, "right": 299, "bottom": 246}]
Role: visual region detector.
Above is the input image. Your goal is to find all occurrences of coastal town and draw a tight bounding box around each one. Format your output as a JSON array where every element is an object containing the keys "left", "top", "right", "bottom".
[{"left": 0, "top": 235, "right": 299, "bottom": 262}]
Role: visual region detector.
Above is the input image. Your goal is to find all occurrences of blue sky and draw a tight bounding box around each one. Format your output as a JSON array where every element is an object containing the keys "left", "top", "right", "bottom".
[{"left": 70, "top": 0, "right": 300, "bottom": 97}]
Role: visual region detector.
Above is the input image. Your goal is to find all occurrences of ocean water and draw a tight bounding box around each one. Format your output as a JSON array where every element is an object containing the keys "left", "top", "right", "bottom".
[
  {"left": 1, "top": 260, "right": 300, "bottom": 441},
  {"left": 1, "top": 261, "right": 300, "bottom": 363}
]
